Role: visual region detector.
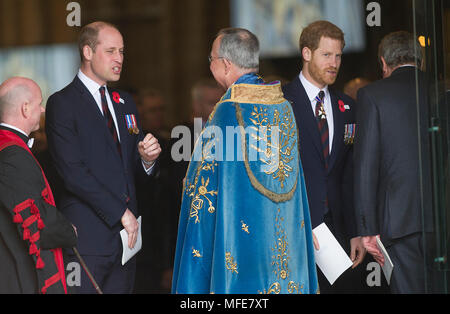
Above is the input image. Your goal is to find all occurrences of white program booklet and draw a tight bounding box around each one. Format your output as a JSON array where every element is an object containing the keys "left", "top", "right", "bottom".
[
  {"left": 376, "top": 236, "right": 394, "bottom": 285},
  {"left": 313, "top": 223, "right": 353, "bottom": 285},
  {"left": 120, "top": 216, "right": 142, "bottom": 265}
]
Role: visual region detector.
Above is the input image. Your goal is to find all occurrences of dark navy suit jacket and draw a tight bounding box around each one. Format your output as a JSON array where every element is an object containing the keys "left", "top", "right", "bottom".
[
  {"left": 283, "top": 76, "right": 357, "bottom": 248},
  {"left": 46, "top": 76, "right": 150, "bottom": 256},
  {"left": 354, "top": 67, "right": 433, "bottom": 245}
]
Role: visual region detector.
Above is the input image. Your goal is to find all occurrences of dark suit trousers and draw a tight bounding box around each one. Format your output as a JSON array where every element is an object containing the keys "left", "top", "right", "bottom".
[
  {"left": 66, "top": 250, "right": 136, "bottom": 294},
  {"left": 387, "top": 232, "right": 427, "bottom": 294}
]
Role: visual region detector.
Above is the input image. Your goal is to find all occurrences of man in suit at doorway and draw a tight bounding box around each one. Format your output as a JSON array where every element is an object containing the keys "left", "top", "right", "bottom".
[
  {"left": 354, "top": 31, "right": 433, "bottom": 294},
  {"left": 46, "top": 21, "right": 161, "bottom": 294},
  {"left": 282, "top": 20, "right": 366, "bottom": 293}
]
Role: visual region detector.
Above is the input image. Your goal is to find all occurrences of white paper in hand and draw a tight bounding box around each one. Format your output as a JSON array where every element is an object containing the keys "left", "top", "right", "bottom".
[
  {"left": 120, "top": 216, "right": 142, "bottom": 265},
  {"left": 313, "top": 223, "right": 353, "bottom": 285},
  {"left": 376, "top": 236, "right": 394, "bottom": 285}
]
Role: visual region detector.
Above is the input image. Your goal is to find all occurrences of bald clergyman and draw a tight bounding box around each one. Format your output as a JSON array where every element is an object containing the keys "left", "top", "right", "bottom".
[{"left": 0, "top": 77, "right": 77, "bottom": 294}]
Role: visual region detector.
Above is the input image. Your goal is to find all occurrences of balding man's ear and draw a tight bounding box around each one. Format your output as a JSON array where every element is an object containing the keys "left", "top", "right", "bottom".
[
  {"left": 223, "top": 58, "right": 232, "bottom": 75},
  {"left": 83, "top": 45, "right": 94, "bottom": 61},
  {"left": 21, "top": 102, "right": 30, "bottom": 119}
]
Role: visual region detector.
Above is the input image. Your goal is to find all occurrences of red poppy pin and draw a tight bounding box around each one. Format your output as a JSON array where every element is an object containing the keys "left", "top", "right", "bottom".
[
  {"left": 338, "top": 100, "right": 350, "bottom": 112},
  {"left": 112, "top": 92, "right": 124, "bottom": 104}
]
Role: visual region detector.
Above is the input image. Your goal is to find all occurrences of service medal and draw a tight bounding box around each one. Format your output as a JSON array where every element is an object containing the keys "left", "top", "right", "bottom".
[{"left": 125, "top": 114, "right": 139, "bottom": 135}]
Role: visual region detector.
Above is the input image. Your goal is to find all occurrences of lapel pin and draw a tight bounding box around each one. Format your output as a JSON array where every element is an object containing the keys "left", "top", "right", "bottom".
[
  {"left": 338, "top": 100, "right": 350, "bottom": 112},
  {"left": 112, "top": 91, "right": 125, "bottom": 104}
]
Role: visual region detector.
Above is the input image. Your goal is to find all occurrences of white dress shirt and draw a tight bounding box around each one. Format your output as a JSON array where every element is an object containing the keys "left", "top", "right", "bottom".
[
  {"left": 299, "top": 71, "right": 334, "bottom": 153},
  {"left": 77, "top": 69, "right": 121, "bottom": 142}
]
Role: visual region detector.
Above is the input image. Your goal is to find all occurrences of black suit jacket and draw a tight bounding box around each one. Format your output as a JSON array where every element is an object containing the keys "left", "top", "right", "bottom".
[
  {"left": 46, "top": 76, "right": 150, "bottom": 256},
  {"left": 354, "top": 66, "right": 433, "bottom": 244},
  {"left": 283, "top": 76, "right": 357, "bottom": 248}
]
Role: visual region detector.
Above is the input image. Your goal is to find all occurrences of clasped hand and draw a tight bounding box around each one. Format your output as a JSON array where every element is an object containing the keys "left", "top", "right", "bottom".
[{"left": 138, "top": 133, "right": 161, "bottom": 167}]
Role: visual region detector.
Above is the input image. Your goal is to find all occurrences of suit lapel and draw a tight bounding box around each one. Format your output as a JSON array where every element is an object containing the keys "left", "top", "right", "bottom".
[
  {"left": 72, "top": 77, "right": 123, "bottom": 164},
  {"left": 289, "top": 77, "right": 325, "bottom": 163},
  {"left": 108, "top": 89, "right": 128, "bottom": 168},
  {"left": 327, "top": 89, "right": 343, "bottom": 172}
]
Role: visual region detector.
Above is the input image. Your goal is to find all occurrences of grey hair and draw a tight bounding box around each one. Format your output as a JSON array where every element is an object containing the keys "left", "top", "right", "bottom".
[
  {"left": 217, "top": 28, "right": 259, "bottom": 70},
  {"left": 378, "top": 31, "right": 423, "bottom": 68}
]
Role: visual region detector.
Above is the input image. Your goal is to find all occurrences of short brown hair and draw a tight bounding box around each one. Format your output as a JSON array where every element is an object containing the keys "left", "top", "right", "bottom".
[
  {"left": 78, "top": 21, "right": 119, "bottom": 61},
  {"left": 299, "top": 20, "right": 345, "bottom": 55}
]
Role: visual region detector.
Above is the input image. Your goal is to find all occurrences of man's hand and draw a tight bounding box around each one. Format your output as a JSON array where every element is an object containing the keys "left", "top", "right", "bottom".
[
  {"left": 121, "top": 209, "right": 139, "bottom": 249},
  {"left": 138, "top": 133, "right": 161, "bottom": 168},
  {"left": 312, "top": 232, "right": 320, "bottom": 250},
  {"left": 72, "top": 224, "right": 78, "bottom": 237},
  {"left": 350, "top": 236, "right": 366, "bottom": 268},
  {"left": 362, "top": 235, "right": 385, "bottom": 266}
]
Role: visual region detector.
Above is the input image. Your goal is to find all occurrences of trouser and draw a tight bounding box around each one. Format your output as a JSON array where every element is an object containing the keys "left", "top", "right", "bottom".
[
  {"left": 65, "top": 250, "right": 136, "bottom": 294},
  {"left": 386, "top": 232, "right": 428, "bottom": 294}
]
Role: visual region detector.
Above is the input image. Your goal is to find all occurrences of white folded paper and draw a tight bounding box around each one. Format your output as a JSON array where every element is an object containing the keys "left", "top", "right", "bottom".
[
  {"left": 120, "top": 216, "right": 142, "bottom": 265},
  {"left": 313, "top": 223, "right": 353, "bottom": 285},
  {"left": 376, "top": 236, "right": 394, "bottom": 285}
]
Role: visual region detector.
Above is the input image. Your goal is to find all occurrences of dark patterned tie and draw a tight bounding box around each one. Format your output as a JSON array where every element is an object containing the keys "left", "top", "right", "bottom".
[
  {"left": 315, "top": 90, "right": 329, "bottom": 167},
  {"left": 99, "top": 86, "right": 122, "bottom": 157}
]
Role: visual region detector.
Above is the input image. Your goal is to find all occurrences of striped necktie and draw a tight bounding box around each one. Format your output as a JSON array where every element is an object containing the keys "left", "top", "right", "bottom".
[
  {"left": 315, "top": 90, "right": 329, "bottom": 167},
  {"left": 99, "top": 86, "right": 122, "bottom": 157}
]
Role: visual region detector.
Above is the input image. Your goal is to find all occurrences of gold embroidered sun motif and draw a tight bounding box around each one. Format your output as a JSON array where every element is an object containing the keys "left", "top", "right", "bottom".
[{"left": 248, "top": 105, "right": 296, "bottom": 189}]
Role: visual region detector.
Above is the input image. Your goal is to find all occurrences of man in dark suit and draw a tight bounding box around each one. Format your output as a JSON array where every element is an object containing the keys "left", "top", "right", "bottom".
[
  {"left": 46, "top": 22, "right": 161, "bottom": 294},
  {"left": 282, "top": 20, "right": 366, "bottom": 293},
  {"left": 0, "top": 77, "right": 77, "bottom": 293},
  {"left": 354, "top": 31, "right": 433, "bottom": 294}
]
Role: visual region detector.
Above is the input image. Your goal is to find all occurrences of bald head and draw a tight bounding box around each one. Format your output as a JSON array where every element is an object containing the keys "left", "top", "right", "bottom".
[{"left": 0, "top": 77, "right": 43, "bottom": 135}]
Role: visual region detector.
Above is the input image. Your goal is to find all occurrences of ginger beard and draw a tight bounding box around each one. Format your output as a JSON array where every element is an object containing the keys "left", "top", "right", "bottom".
[{"left": 304, "top": 37, "right": 342, "bottom": 88}]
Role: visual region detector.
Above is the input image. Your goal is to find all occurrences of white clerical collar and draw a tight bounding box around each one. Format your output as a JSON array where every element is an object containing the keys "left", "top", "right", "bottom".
[
  {"left": 77, "top": 69, "right": 108, "bottom": 97},
  {"left": 399, "top": 64, "right": 416, "bottom": 68},
  {"left": 0, "top": 123, "right": 34, "bottom": 148},
  {"left": 0, "top": 123, "right": 28, "bottom": 137},
  {"left": 299, "top": 71, "right": 329, "bottom": 102}
]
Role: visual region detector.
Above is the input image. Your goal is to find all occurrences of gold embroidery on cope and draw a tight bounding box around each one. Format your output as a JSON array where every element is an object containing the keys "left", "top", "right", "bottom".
[
  {"left": 185, "top": 137, "right": 219, "bottom": 224},
  {"left": 241, "top": 220, "right": 250, "bottom": 234},
  {"left": 225, "top": 252, "right": 239, "bottom": 274},
  {"left": 259, "top": 209, "right": 305, "bottom": 294},
  {"left": 248, "top": 105, "right": 296, "bottom": 189},
  {"left": 272, "top": 209, "right": 290, "bottom": 280},
  {"left": 258, "top": 282, "right": 281, "bottom": 294},
  {"left": 230, "top": 83, "right": 285, "bottom": 105},
  {"left": 288, "top": 281, "right": 304, "bottom": 294},
  {"left": 235, "top": 103, "right": 298, "bottom": 203},
  {"left": 192, "top": 248, "right": 202, "bottom": 258}
]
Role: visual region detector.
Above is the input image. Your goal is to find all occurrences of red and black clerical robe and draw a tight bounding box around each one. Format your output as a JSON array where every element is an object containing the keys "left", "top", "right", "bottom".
[{"left": 0, "top": 127, "right": 77, "bottom": 294}]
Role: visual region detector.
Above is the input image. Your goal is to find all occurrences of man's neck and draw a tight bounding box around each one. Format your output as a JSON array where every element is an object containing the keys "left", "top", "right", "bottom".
[
  {"left": 384, "top": 63, "right": 416, "bottom": 78},
  {"left": 79, "top": 65, "right": 107, "bottom": 87},
  {"left": 227, "top": 69, "right": 257, "bottom": 88},
  {"left": 301, "top": 68, "right": 326, "bottom": 90},
  {"left": 0, "top": 122, "right": 29, "bottom": 137}
]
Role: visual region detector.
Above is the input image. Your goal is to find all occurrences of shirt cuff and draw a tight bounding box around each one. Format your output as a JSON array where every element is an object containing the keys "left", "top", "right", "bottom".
[{"left": 142, "top": 159, "right": 155, "bottom": 175}]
